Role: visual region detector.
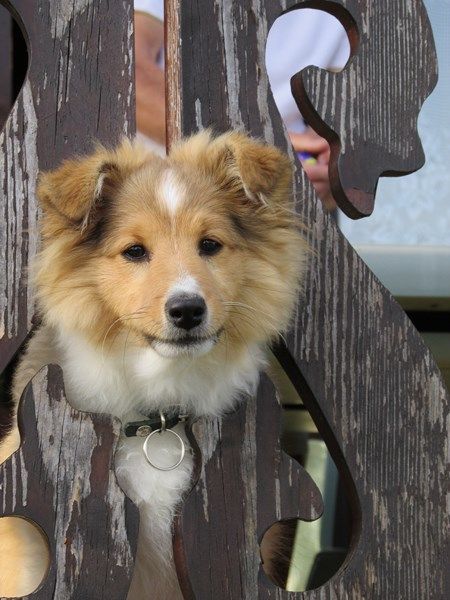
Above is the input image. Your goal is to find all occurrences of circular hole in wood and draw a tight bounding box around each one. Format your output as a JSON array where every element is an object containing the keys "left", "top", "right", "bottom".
[{"left": 0, "top": 516, "right": 50, "bottom": 597}]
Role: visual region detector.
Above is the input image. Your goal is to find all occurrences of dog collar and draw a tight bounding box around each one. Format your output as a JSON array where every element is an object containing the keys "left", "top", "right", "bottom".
[
  {"left": 124, "top": 412, "right": 188, "bottom": 438},
  {"left": 124, "top": 411, "right": 189, "bottom": 471}
]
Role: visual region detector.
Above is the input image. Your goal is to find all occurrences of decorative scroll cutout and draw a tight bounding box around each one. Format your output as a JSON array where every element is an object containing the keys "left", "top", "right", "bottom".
[
  {"left": 174, "top": 375, "right": 323, "bottom": 599},
  {"left": 290, "top": 0, "right": 438, "bottom": 218},
  {"left": 0, "top": 365, "right": 139, "bottom": 599},
  {"left": 266, "top": 349, "right": 352, "bottom": 591}
]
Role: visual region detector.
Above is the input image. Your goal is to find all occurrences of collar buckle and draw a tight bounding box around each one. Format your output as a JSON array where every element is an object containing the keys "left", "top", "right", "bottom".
[{"left": 124, "top": 411, "right": 189, "bottom": 438}]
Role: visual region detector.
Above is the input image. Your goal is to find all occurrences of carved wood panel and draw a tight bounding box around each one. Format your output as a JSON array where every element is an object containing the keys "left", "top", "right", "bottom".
[
  {"left": 175, "top": 377, "right": 324, "bottom": 599},
  {"left": 0, "top": 0, "right": 136, "bottom": 371},
  {"left": 0, "top": 0, "right": 448, "bottom": 598},
  {"left": 0, "top": 366, "right": 139, "bottom": 599},
  {"left": 166, "top": 1, "right": 450, "bottom": 598},
  {"left": 291, "top": 0, "right": 438, "bottom": 218},
  {"left": 0, "top": 1, "right": 139, "bottom": 597}
]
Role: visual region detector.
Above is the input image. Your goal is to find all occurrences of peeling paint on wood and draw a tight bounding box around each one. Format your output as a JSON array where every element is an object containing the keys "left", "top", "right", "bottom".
[
  {"left": 175, "top": 378, "right": 323, "bottom": 599},
  {"left": 0, "top": 0, "right": 136, "bottom": 371},
  {"left": 0, "top": 1, "right": 138, "bottom": 597},
  {"left": 0, "top": 79, "right": 39, "bottom": 345},
  {"left": 0, "top": 366, "right": 138, "bottom": 598},
  {"left": 168, "top": 1, "right": 450, "bottom": 598}
]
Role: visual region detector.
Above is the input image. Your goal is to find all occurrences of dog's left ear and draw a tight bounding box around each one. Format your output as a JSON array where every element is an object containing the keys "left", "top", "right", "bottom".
[
  {"left": 170, "top": 130, "right": 293, "bottom": 209},
  {"left": 37, "top": 139, "right": 156, "bottom": 233}
]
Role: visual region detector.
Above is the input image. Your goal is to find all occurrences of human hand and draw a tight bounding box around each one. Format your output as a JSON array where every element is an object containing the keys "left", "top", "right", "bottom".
[{"left": 289, "top": 128, "right": 336, "bottom": 211}]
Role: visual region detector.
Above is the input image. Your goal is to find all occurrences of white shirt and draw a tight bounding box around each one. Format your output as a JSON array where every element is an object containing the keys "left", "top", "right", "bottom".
[
  {"left": 135, "top": 6, "right": 350, "bottom": 141},
  {"left": 134, "top": 0, "right": 164, "bottom": 21},
  {"left": 266, "top": 9, "right": 350, "bottom": 133}
]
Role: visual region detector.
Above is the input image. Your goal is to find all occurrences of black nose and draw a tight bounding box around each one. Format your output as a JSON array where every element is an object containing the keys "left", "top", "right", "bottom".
[{"left": 165, "top": 294, "right": 207, "bottom": 331}]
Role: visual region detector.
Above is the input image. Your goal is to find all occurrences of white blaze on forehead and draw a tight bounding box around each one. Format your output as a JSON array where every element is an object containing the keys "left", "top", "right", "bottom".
[
  {"left": 167, "top": 274, "right": 202, "bottom": 299},
  {"left": 159, "top": 168, "right": 186, "bottom": 215}
]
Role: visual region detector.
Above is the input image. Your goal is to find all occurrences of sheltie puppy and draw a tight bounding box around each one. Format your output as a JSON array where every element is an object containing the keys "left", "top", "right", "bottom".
[{"left": 0, "top": 130, "right": 307, "bottom": 598}]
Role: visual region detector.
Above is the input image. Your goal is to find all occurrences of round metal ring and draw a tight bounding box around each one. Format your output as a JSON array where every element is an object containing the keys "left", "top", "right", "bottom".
[{"left": 142, "top": 428, "right": 186, "bottom": 471}]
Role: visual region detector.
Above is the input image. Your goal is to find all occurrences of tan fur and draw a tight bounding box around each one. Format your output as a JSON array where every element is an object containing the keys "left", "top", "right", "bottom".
[
  {"left": 0, "top": 131, "right": 307, "bottom": 596},
  {"left": 0, "top": 517, "right": 50, "bottom": 597},
  {"left": 35, "top": 131, "right": 306, "bottom": 353}
]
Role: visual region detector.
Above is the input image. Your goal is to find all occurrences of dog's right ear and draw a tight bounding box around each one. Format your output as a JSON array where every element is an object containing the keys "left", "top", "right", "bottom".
[{"left": 37, "top": 139, "right": 156, "bottom": 234}]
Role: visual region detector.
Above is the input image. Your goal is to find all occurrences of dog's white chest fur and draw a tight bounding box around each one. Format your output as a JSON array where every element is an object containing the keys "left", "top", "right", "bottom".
[
  {"left": 115, "top": 430, "right": 194, "bottom": 598},
  {"left": 53, "top": 329, "right": 263, "bottom": 598}
]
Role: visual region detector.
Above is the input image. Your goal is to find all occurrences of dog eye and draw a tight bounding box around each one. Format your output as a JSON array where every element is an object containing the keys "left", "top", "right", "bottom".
[
  {"left": 122, "top": 244, "right": 148, "bottom": 261},
  {"left": 199, "top": 238, "right": 222, "bottom": 256}
]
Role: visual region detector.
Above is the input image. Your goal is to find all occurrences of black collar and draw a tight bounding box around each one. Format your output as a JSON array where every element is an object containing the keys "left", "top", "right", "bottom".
[{"left": 124, "top": 411, "right": 188, "bottom": 437}]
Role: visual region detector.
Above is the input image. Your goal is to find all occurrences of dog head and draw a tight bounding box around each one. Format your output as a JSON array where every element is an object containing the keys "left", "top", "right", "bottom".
[{"left": 35, "top": 131, "right": 307, "bottom": 360}]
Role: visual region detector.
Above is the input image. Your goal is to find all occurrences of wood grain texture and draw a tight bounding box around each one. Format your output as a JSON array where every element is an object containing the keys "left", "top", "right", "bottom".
[
  {"left": 175, "top": 376, "right": 324, "bottom": 600},
  {"left": 0, "top": 1, "right": 139, "bottom": 597},
  {"left": 0, "top": 365, "right": 139, "bottom": 599},
  {"left": 0, "top": 0, "right": 135, "bottom": 371},
  {"left": 167, "top": 1, "right": 450, "bottom": 598},
  {"left": 165, "top": 0, "right": 182, "bottom": 151},
  {"left": 290, "top": 0, "right": 438, "bottom": 218}
]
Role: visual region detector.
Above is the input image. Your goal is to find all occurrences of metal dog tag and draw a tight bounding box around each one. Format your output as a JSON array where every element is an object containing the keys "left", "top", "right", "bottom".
[{"left": 142, "top": 414, "right": 186, "bottom": 471}]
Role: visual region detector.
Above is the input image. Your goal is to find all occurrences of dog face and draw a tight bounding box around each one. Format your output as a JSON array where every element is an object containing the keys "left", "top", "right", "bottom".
[{"left": 35, "top": 131, "right": 307, "bottom": 359}]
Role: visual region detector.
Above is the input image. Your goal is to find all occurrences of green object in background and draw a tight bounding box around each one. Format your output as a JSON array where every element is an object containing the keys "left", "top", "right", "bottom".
[{"left": 286, "top": 440, "right": 345, "bottom": 592}]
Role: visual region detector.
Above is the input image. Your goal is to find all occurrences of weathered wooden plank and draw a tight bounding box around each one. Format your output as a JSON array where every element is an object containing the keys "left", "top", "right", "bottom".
[
  {"left": 175, "top": 376, "right": 324, "bottom": 600},
  {"left": 0, "top": 365, "right": 138, "bottom": 598},
  {"left": 165, "top": 0, "right": 181, "bottom": 151},
  {"left": 0, "top": 1, "right": 139, "bottom": 596},
  {"left": 0, "top": 0, "right": 135, "bottom": 371},
  {"left": 168, "top": 1, "right": 449, "bottom": 598},
  {"left": 291, "top": 0, "right": 438, "bottom": 218}
]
